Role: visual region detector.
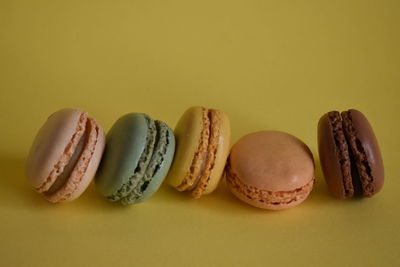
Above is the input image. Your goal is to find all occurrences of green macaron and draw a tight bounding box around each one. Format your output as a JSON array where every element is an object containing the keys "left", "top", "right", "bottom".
[{"left": 95, "top": 113, "right": 175, "bottom": 205}]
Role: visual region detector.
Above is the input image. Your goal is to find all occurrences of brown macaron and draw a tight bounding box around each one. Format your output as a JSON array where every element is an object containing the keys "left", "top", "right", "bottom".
[{"left": 317, "top": 109, "right": 384, "bottom": 199}]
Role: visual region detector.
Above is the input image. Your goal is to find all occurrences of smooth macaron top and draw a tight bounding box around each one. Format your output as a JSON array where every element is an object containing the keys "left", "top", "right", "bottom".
[
  {"left": 229, "top": 131, "right": 314, "bottom": 192},
  {"left": 95, "top": 113, "right": 175, "bottom": 204},
  {"left": 167, "top": 106, "right": 204, "bottom": 189},
  {"left": 166, "top": 106, "right": 230, "bottom": 198},
  {"left": 26, "top": 108, "right": 105, "bottom": 203},
  {"left": 318, "top": 109, "right": 384, "bottom": 199},
  {"left": 26, "top": 109, "right": 85, "bottom": 189}
]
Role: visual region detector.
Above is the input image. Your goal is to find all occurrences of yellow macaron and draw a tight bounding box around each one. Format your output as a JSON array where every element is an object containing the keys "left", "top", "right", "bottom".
[{"left": 166, "top": 106, "right": 230, "bottom": 198}]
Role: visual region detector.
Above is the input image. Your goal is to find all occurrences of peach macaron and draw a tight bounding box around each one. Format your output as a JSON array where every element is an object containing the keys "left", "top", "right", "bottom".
[{"left": 225, "top": 131, "right": 315, "bottom": 210}]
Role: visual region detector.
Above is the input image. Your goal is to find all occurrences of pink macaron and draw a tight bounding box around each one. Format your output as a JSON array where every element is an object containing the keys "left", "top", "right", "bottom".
[
  {"left": 225, "top": 131, "right": 315, "bottom": 210},
  {"left": 26, "top": 108, "right": 105, "bottom": 203}
]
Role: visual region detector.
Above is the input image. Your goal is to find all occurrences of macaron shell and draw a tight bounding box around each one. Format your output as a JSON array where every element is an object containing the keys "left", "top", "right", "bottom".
[
  {"left": 346, "top": 109, "right": 384, "bottom": 194},
  {"left": 198, "top": 109, "right": 231, "bottom": 195},
  {"left": 47, "top": 118, "right": 106, "bottom": 202},
  {"left": 136, "top": 123, "right": 175, "bottom": 202},
  {"left": 166, "top": 106, "right": 204, "bottom": 188},
  {"left": 26, "top": 109, "right": 86, "bottom": 189},
  {"left": 95, "top": 114, "right": 148, "bottom": 197},
  {"left": 317, "top": 113, "right": 348, "bottom": 199},
  {"left": 230, "top": 131, "right": 314, "bottom": 192}
]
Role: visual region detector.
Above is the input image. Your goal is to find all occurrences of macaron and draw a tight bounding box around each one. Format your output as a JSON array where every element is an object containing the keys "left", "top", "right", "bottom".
[
  {"left": 226, "top": 131, "right": 315, "bottom": 210},
  {"left": 318, "top": 109, "right": 384, "bottom": 199},
  {"left": 95, "top": 113, "right": 175, "bottom": 205},
  {"left": 26, "top": 108, "right": 105, "bottom": 203},
  {"left": 166, "top": 106, "right": 231, "bottom": 198}
]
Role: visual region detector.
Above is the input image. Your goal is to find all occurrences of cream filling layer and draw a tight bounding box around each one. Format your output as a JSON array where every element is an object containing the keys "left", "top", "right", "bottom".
[{"left": 46, "top": 131, "right": 86, "bottom": 194}]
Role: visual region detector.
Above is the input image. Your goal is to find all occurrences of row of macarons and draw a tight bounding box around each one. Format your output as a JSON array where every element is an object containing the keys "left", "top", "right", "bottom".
[{"left": 26, "top": 106, "right": 384, "bottom": 210}]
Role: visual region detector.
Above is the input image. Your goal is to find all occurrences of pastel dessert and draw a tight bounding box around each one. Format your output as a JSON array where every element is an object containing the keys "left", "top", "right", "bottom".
[
  {"left": 95, "top": 113, "right": 175, "bottom": 205},
  {"left": 26, "top": 108, "right": 105, "bottom": 203},
  {"left": 226, "top": 131, "right": 315, "bottom": 210},
  {"left": 166, "top": 106, "right": 231, "bottom": 198},
  {"left": 318, "top": 109, "right": 384, "bottom": 199}
]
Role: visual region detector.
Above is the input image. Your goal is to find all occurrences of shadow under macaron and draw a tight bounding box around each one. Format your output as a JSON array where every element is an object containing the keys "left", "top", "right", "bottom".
[
  {"left": 71, "top": 182, "right": 131, "bottom": 211},
  {"left": 156, "top": 154, "right": 339, "bottom": 216},
  {"left": 154, "top": 177, "right": 276, "bottom": 216},
  {"left": 0, "top": 155, "right": 52, "bottom": 209},
  {"left": 0, "top": 154, "right": 127, "bottom": 212}
]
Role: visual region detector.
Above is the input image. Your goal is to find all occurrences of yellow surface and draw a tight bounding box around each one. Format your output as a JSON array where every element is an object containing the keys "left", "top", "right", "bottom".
[{"left": 1, "top": 1, "right": 399, "bottom": 266}]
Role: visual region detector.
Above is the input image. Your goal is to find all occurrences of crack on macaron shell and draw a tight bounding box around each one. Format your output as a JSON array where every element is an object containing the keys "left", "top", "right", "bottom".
[
  {"left": 176, "top": 107, "right": 210, "bottom": 191},
  {"left": 342, "top": 111, "right": 375, "bottom": 197},
  {"left": 191, "top": 109, "right": 221, "bottom": 198},
  {"left": 328, "top": 111, "right": 354, "bottom": 198},
  {"left": 108, "top": 115, "right": 156, "bottom": 203},
  {"left": 36, "top": 112, "right": 87, "bottom": 193},
  {"left": 45, "top": 118, "right": 100, "bottom": 203},
  {"left": 226, "top": 162, "right": 314, "bottom": 207},
  {"left": 121, "top": 120, "right": 169, "bottom": 204}
]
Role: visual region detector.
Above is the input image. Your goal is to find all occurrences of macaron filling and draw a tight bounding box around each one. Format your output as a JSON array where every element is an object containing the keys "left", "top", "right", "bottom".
[
  {"left": 36, "top": 112, "right": 87, "bottom": 193},
  {"left": 46, "top": 129, "right": 86, "bottom": 195},
  {"left": 186, "top": 151, "right": 208, "bottom": 191},
  {"left": 341, "top": 111, "right": 375, "bottom": 196},
  {"left": 121, "top": 120, "right": 170, "bottom": 204},
  {"left": 348, "top": 148, "right": 363, "bottom": 196},
  {"left": 143, "top": 121, "right": 171, "bottom": 185},
  {"left": 108, "top": 115, "right": 156, "bottom": 203}
]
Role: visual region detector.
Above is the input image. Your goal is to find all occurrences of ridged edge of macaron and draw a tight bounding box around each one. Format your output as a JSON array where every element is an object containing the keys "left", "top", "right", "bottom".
[
  {"left": 108, "top": 114, "right": 157, "bottom": 204},
  {"left": 199, "top": 109, "right": 230, "bottom": 196},
  {"left": 225, "top": 160, "right": 314, "bottom": 210},
  {"left": 120, "top": 119, "right": 165, "bottom": 204},
  {"left": 45, "top": 117, "right": 103, "bottom": 203},
  {"left": 341, "top": 110, "right": 377, "bottom": 197},
  {"left": 176, "top": 107, "right": 210, "bottom": 191},
  {"left": 327, "top": 111, "right": 354, "bottom": 198},
  {"left": 191, "top": 109, "right": 221, "bottom": 198},
  {"left": 135, "top": 120, "right": 175, "bottom": 203}
]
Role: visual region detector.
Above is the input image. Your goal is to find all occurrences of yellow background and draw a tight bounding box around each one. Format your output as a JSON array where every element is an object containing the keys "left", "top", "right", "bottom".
[{"left": 1, "top": 0, "right": 399, "bottom": 266}]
